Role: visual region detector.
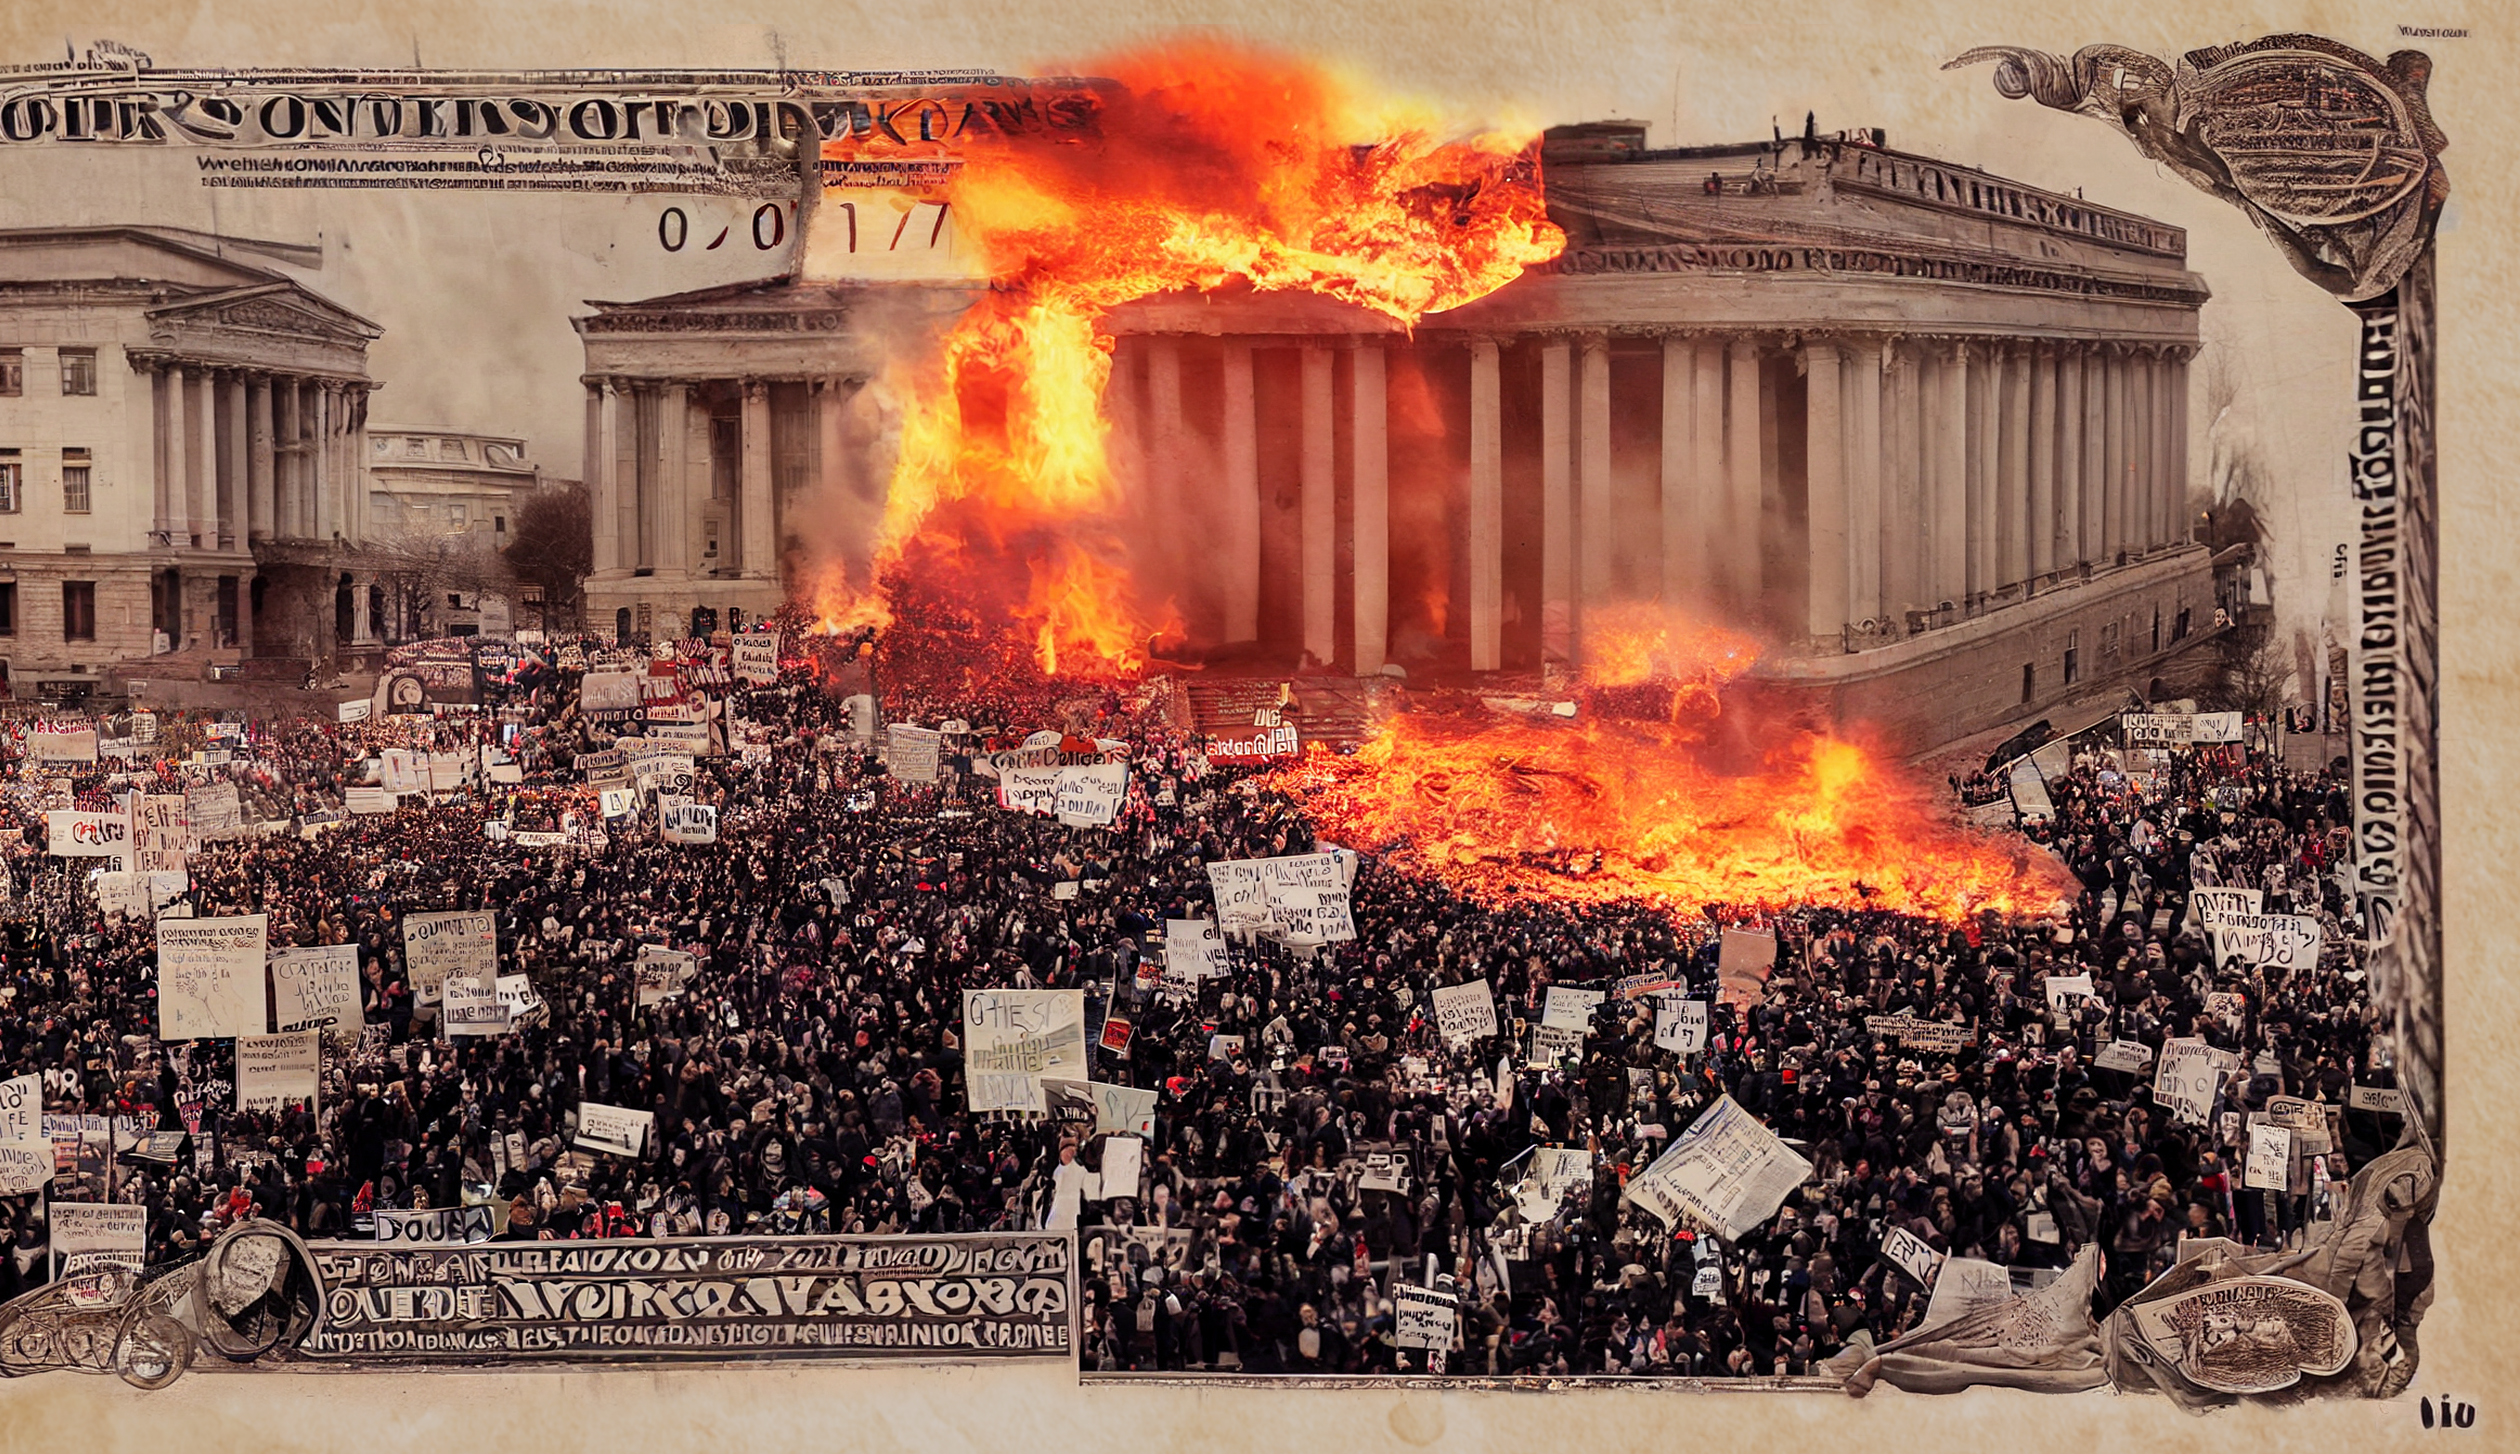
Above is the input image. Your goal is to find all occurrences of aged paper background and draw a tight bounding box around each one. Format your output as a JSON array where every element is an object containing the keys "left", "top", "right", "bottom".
[{"left": 0, "top": 0, "right": 2509, "bottom": 1448}]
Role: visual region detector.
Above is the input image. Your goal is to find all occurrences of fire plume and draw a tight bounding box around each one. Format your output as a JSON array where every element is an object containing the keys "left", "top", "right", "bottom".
[
  {"left": 814, "top": 42, "right": 1564, "bottom": 677},
  {"left": 1263, "top": 636, "right": 2070, "bottom": 922}
]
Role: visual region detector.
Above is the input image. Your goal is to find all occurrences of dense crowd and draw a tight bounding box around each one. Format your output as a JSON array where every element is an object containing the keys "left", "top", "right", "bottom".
[{"left": 0, "top": 628, "right": 2400, "bottom": 1381}]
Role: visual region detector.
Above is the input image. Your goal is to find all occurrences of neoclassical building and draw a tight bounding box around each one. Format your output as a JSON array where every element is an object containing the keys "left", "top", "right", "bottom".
[
  {"left": 0, "top": 226, "right": 383, "bottom": 688},
  {"left": 581, "top": 122, "right": 2212, "bottom": 745}
]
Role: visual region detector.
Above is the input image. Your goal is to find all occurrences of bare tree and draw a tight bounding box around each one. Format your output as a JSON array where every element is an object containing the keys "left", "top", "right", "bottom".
[
  {"left": 502, "top": 483, "right": 592, "bottom": 632},
  {"left": 360, "top": 527, "right": 513, "bottom": 642}
]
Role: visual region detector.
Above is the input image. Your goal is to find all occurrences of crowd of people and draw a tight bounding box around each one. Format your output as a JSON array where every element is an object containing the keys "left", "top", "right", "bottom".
[{"left": 0, "top": 621, "right": 2402, "bottom": 1381}]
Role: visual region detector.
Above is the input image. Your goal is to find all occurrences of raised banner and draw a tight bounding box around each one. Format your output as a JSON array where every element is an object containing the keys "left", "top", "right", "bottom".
[
  {"left": 732, "top": 635, "right": 780, "bottom": 684},
  {"left": 28, "top": 726, "right": 99, "bottom": 764},
  {"left": 0, "top": 1072, "right": 47, "bottom": 1196},
  {"left": 660, "top": 801, "right": 719, "bottom": 844},
  {"left": 235, "top": 1030, "right": 321, "bottom": 1112},
  {"left": 964, "top": 989, "right": 1086, "bottom": 1114},
  {"left": 1203, "top": 860, "right": 1270, "bottom": 932},
  {"left": 2209, "top": 911, "right": 2324, "bottom": 970},
  {"left": 46, "top": 810, "right": 129, "bottom": 859},
  {"left": 132, "top": 795, "right": 188, "bottom": 875},
  {"left": 1051, "top": 762, "right": 1127, "bottom": 828},
  {"left": 997, "top": 766, "right": 1062, "bottom": 816},
  {"left": 1655, "top": 999, "right": 1709, "bottom": 1055},
  {"left": 187, "top": 780, "right": 245, "bottom": 841},
  {"left": 635, "top": 946, "right": 699, "bottom": 1005},
  {"left": 887, "top": 724, "right": 942, "bottom": 784},
  {"left": 1431, "top": 980, "right": 1499, "bottom": 1049},
  {"left": 157, "top": 914, "right": 270, "bottom": 1040},
  {"left": 1161, "top": 920, "right": 1230, "bottom": 987},
  {"left": 374, "top": 1205, "right": 497, "bottom": 1246},
  {"left": 1867, "top": 1014, "right": 1977, "bottom": 1054},
  {"left": 269, "top": 944, "right": 363, "bottom": 1041},
  {"left": 296, "top": 1232, "right": 1074, "bottom": 1363},
  {"left": 575, "top": 1100, "right": 655, "bottom": 1158},
  {"left": 402, "top": 910, "right": 497, "bottom": 1009}
]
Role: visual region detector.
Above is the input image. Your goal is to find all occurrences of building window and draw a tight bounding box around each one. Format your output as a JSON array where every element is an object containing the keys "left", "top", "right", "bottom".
[
  {"left": 449, "top": 503, "right": 468, "bottom": 529},
  {"left": 61, "top": 581, "right": 95, "bottom": 641},
  {"left": 2063, "top": 629, "right": 2080, "bottom": 685},
  {"left": 0, "top": 349, "right": 20, "bottom": 397},
  {"left": 61, "top": 449, "right": 90, "bottom": 513},
  {"left": 0, "top": 450, "right": 17, "bottom": 513},
  {"left": 58, "top": 349, "right": 96, "bottom": 396},
  {"left": 0, "top": 582, "right": 16, "bottom": 635},
  {"left": 2021, "top": 663, "right": 2036, "bottom": 704},
  {"left": 494, "top": 515, "right": 507, "bottom": 534},
  {"left": 2101, "top": 621, "right": 2120, "bottom": 659}
]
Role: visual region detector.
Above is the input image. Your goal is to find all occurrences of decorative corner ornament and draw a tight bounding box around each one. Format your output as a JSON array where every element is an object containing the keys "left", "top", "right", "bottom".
[{"left": 1947, "top": 34, "right": 2448, "bottom": 302}]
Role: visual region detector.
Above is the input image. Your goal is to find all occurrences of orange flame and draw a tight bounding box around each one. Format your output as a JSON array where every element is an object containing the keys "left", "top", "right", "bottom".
[
  {"left": 814, "top": 42, "right": 1564, "bottom": 676},
  {"left": 1262, "top": 636, "right": 2070, "bottom": 922}
]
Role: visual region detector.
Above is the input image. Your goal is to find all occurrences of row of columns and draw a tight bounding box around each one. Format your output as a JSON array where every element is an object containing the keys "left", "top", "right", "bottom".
[
  {"left": 1128, "top": 330, "right": 2190, "bottom": 673},
  {"left": 134, "top": 356, "right": 367, "bottom": 551},
  {"left": 584, "top": 376, "right": 806, "bottom": 579}
]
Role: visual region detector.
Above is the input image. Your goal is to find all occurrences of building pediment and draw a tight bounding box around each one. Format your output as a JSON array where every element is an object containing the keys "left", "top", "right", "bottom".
[{"left": 147, "top": 282, "right": 382, "bottom": 350}]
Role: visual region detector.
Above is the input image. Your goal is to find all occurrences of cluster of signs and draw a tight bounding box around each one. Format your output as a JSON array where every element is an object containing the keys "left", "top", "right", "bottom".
[
  {"left": 2122, "top": 711, "right": 2246, "bottom": 747},
  {"left": 1203, "top": 851, "right": 1357, "bottom": 947},
  {"left": 993, "top": 760, "right": 1129, "bottom": 829}
]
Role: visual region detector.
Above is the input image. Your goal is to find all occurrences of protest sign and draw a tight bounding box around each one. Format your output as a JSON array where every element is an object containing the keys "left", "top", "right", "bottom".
[
  {"left": 2348, "top": 1084, "right": 2404, "bottom": 1115},
  {"left": 157, "top": 914, "right": 269, "bottom": 1039},
  {"left": 2093, "top": 1039, "right": 2157, "bottom": 1073},
  {"left": 1045, "top": 1080, "right": 1155, "bottom": 1138},
  {"left": 235, "top": 1030, "right": 321, "bottom": 1112},
  {"left": 2191, "top": 711, "right": 2244, "bottom": 743},
  {"left": 90, "top": 871, "right": 149, "bottom": 921},
  {"left": 1204, "top": 859, "right": 1271, "bottom": 932},
  {"left": 1393, "top": 1283, "right": 1459, "bottom": 1353},
  {"left": 635, "top": 947, "right": 698, "bottom": 1006},
  {"left": 1053, "top": 762, "right": 1128, "bottom": 828},
  {"left": 2188, "top": 886, "right": 2264, "bottom": 933},
  {"left": 1922, "top": 1256, "right": 2017, "bottom": 1330},
  {"left": 2265, "top": 1096, "right": 2326, "bottom": 1132},
  {"left": 1096, "top": 1134, "right": 1143, "bottom": 1202},
  {"left": 1431, "top": 980, "right": 1500, "bottom": 1049},
  {"left": 2122, "top": 712, "right": 2194, "bottom": 747},
  {"left": 575, "top": 1102, "right": 654, "bottom": 1159},
  {"left": 132, "top": 794, "right": 188, "bottom": 874},
  {"left": 0, "top": 1073, "right": 47, "bottom": 1196},
  {"left": 1655, "top": 999, "right": 1710, "bottom": 1055},
  {"left": 599, "top": 786, "right": 638, "bottom": 820},
  {"left": 2209, "top": 911, "right": 2324, "bottom": 970},
  {"left": 1162, "top": 920, "right": 1231, "bottom": 987},
  {"left": 346, "top": 786, "right": 393, "bottom": 814},
  {"left": 1622, "top": 1095, "right": 1813, "bottom": 1239},
  {"left": 2044, "top": 972, "right": 2097, "bottom": 1017},
  {"left": 580, "top": 671, "right": 643, "bottom": 712},
  {"left": 1718, "top": 927, "right": 1777, "bottom": 1005},
  {"left": 1526, "top": 1023, "right": 1584, "bottom": 1069},
  {"left": 964, "top": 989, "right": 1086, "bottom": 1114},
  {"left": 732, "top": 635, "right": 780, "bottom": 685},
  {"left": 48, "top": 1202, "right": 145, "bottom": 1283},
  {"left": 496, "top": 974, "right": 549, "bottom": 1026},
  {"left": 1527, "top": 1147, "right": 1594, "bottom": 1207},
  {"left": 46, "top": 809, "right": 128, "bottom": 859},
  {"left": 2244, "top": 1122, "right": 2294, "bottom": 1190},
  {"left": 661, "top": 801, "right": 719, "bottom": 844},
  {"left": 1866, "top": 1014, "right": 1976, "bottom": 1054},
  {"left": 337, "top": 698, "right": 372, "bottom": 723},
  {"left": 402, "top": 910, "right": 497, "bottom": 1009},
  {"left": 997, "top": 766, "right": 1063, "bottom": 816},
  {"left": 1542, "top": 986, "right": 1606, "bottom": 1032},
  {"left": 1881, "top": 1225, "right": 1942, "bottom": 1287},
  {"left": 1267, "top": 887, "right": 1356, "bottom": 945},
  {"left": 298, "top": 1231, "right": 1073, "bottom": 1363},
  {"left": 374, "top": 1204, "right": 497, "bottom": 1245},
  {"left": 186, "top": 780, "right": 245, "bottom": 840},
  {"left": 887, "top": 724, "right": 942, "bottom": 783},
  {"left": 442, "top": 979, "right": 512, "bottom": 1038},
  {"left": 2154, "top": 1038, "right": 2226, "bottom": 1124},
  {"left": 270, "top": 944, "right": 363, "bottom": 1041},
  {"left": 29, "top": 726, "right": 99, "bottom": 763}
]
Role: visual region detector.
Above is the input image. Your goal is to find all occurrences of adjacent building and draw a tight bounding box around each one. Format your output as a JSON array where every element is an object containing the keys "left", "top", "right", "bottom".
[{"left": 0, "top": 226, "right": 382, "bottom": 691}]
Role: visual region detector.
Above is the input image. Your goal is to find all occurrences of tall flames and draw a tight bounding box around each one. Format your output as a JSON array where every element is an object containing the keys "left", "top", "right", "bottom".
[
  {"left": 1264, "top": 622, "right": 2072, "bottom": 923},
  {"left": 814, "top": 42, "right": 1564, "bottom": 676}
]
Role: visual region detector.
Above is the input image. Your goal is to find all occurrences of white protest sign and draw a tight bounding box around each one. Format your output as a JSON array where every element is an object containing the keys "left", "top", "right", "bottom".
[
  {"left": 2210, "top": 911, "right": 2323, "bottom": 970},
  {"left": 186, "top": 780, "right": 244, "bottom": 840},
  {"left": 579, "top": 671, "right": 642, "bottom": 712},
  {"left": 91, "top": 871, "right": 148, "bottom": 921},
  {"left": 269, "top": 944, "right": 362, "bottom": 1042},
  {"left": 660, "top": 801, "right": 718, "bottom": 844},
  {"left": 30, "top": 726, "right": 99, "bottom": 763},
  {"left": 997, "top": 766, "right": 1063, "bottom": 816},
  {"left": 441, "top": 979, "right": 512, "bottom": 1037},
  {"left": 1088, "top": 1081, "right": 1158, "bottom": 1138},
  {"left": 2191, "top": 711, "right": 2244, "bottom": 743},
  {"left": 731, "top": 635, "right": 779, "bottom": 684},
  {"left": 132, "top": 795, "right": 188, "bottom": 875},
  {"left": 1431, "top": 980, "right": 1500, "bottom": 1049},
  {"left": 1204, "top": 859, "right": 1271, "bottom": 932},
  {"left": 964, "top": 989, "right": 1087, "bottom": 1113},
  {"left": 2188, "top": 887, "right": 2263, "bottom": 933},
  {"left": 1053, "top": 762, "right": 1128, "bottom": 828},
  {"left": 157, "top": 914, "right": 270, "bottom": 1039},
  {"left": 635, "top": 947, "right": 698, "bottom": 1006},
  {"left": 1526, "top": 1023, "right": 1584, "bottom": 1068},
  {"left": 1097, "top": 1134, "right": 1143, "bottom": 1202},
  {"left": 598, "top": 786, "right": 637, "bottom": 819},
  {"left": 1163, "top": 920, "right": 1231, "bottom": 987},
  {"left": 2093, "top": 1039, "right": 2156, "bottom": 1073},
  {"left": 337, "top": 698, "right": 372, "bottom": 723},
  {"left": 402, "top": 910, "right": 497, "bottom": 1009},
  {"left": 373, "top": 1205, "right": 496, "bottom": 1245},
  {"left": 1655, "top": 999, "right": 1710, "bottom": 1055},
  {"left": 1269, "top": 887, "right": 1356, "bottom": 945},
  {"left": 887, "top": 724, "right": 942, "bottom": 784},
  {"left": 2044, "top": 973, "right": 2097, "bottom": 1017},
  {"left": 495, "top": 974, "right": 548, "bottom": 1025},
  {"left": 1622, "top": 1096, "right": 1813, "bottom": 1239},
  {"left": 2244, "top": 1122, "right": 2294, "bottom": 1190},
  {"left": 2123, "top": 712, "right": 2194, "bottom": 747},
  {"left": 48, "top": 1202, "right": 146, "bottom": 1282},
  {"left": 574, "top": 1101, "right": 654, "bottom": 1158},
  {"left": 2348, "top": 1084, "right": 2404, "bottom": 1115},
  {"left": 47, "top": 810, "right": 128, "bottom": 859},
  {"left": 1881, "top": 1226, "right": 1943, "bottom": 1286},
  {"left": 235, "top": 1031, "right": 321, "bottom": 1111},
  {"left": 2153, "top": 1038, "right": 2225, "bottom": 1124},
  {"left": 1541, "top": 986, "right": 1606, "bottom": 1033},
  {"left": 1393, "top": 1284, "right": 1459, "bottom": 1353},
  {"left": 0, "top": 1073, "right": 47, "bottom": 1195}
]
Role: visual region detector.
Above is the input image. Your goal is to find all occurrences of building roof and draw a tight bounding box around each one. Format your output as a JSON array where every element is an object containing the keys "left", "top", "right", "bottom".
[{"left": 0, "top": 226, "right": 384, "bottom": 337}]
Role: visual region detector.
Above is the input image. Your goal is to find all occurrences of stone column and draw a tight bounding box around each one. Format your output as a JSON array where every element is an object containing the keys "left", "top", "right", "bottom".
[
  {"left": 2056, "top": 349, "right": 2084, "bottom": 569},
  {"left": 1658, "top": 336, "right": 1697, "bottom": 615},
  {"left": 2101, "top": 349, "right": 2127, "bottom": 561},
  {"left": 313, "top": 383, "right": 337, "bottom": 543},
  {"left": 1468, "top": 337, "right": 1503, "bottom": 672},
  {"left": 1803, "top": 339, "right": 1847, "bottom": 641},
  {"left": 274, "top": 378, "right": 300, "bottom": 540},
  {"left": 1966, "top": 343, "right": 2000, "bottom": 601},
  {"left": 1539, "top": 336, "right": 1573, "bottom": 663},
  {"left": 148, "top": 361, "right": 171, "bottom": 539},
  {"left": 247, "top": 374, "right": 275, "bottom": 542},
  {"left": 1726, "top": 336, "right": 1764, "bottom": 610},
  {"left": 351, "top": 572, "right": 373, "bottom": 643},
  {"left": 1220, "top": 340, "right": 1261, "bottom": 644},
  {"left": 659, "top": 383, "right": 691, "bottom": 576},
  {"left": 590, "top": 381, "right": 620, "bottom": 574},
  {"left": 1146, "top": 336, "right": 1185, "bottom": 565},
  {"left": 1299, "top": 345, "right": 1335, "bottom": 667},
  {"left": 235, "top": 573, "right": 254, "bottom": 656},
  {"left": 1577, "top": 332, "right": 1612, "bottom": 655},
  {"left": 345, "top": 385, "right": 369, "bottom": 547},
  {"left": 1845, "top": 338, "right": 1884, "bottom": 625},
  {"left": 2028, "top": 347, "right": 2057, "bottom": 581},
  {"left": 1691, "top": 340, "right": 1725, "bottom": 607},
  {"left": 1352, "top": 342, "right": 1389, "bottom": 675},
  {"left": 1998, "top": 345, "right": 2031, "bottom": 589},
  {"left": 217, "top": 372, "right": 246, "bottom": 550},
  {"left": 2168, "top": 348, "right": 2192, "bottom": 545},
  {"left": 190, "top": 366, "right": 217, "bottom": 548},
  {"left": 741, "top": 380, "right": 774, "bottom": 577},
  {"left": 1881, "top": 343, "right": 1922, "bottom": 619},
  {"left": 1932, "top": 342, "right": 1969, "bottom": 607},
  {"left": 2149, "top": 349, "right": 2173, "bottom": 548},
  {"left": 2080, "top": 349, "right": 2108, "bottom": 567}
]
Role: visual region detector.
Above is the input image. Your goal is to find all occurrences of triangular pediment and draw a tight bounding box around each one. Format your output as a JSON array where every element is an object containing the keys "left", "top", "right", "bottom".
[{"left": 147, "top": 282, "right": 382, "bottom": 347}]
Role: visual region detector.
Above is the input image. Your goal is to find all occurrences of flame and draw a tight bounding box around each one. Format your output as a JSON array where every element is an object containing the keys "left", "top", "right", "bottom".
[
  {"left": 1578, "top": 602, "right": 1760, "bottom": 690},
  {"left": 1261, "top": 635, "right": 2071, "bottom": 922},
  {"left": 811, "top": 41, "right": 1564, "bottom": 677}
]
